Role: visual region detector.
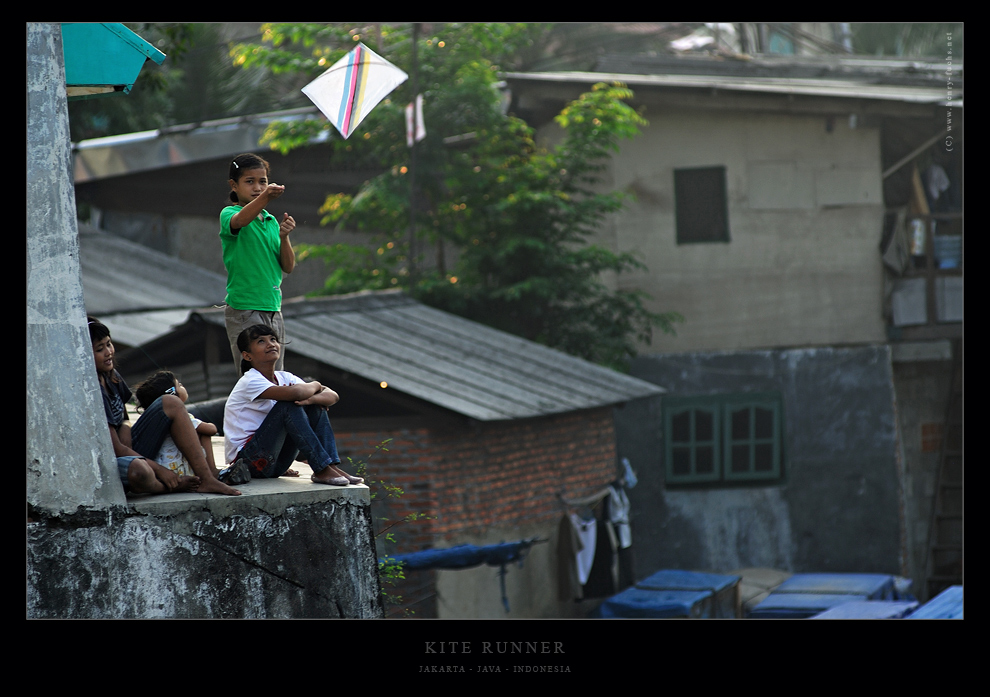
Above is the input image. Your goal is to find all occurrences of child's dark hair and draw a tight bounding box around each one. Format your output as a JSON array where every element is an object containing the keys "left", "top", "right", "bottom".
[
  {"left": 133, "top": 369, "right": 178, "bottom": 410},
  {"left": 228, "top": 153, "right": 271, "bottom": 203},
  {"left": 87, "top": 315, "right": 111, "bottom": 344},
  {"left": 237, "top": 324, "right": 283, "bottom": 374},
  {"left": 88, "top": 315, "right": 120, "bottom": 381}
]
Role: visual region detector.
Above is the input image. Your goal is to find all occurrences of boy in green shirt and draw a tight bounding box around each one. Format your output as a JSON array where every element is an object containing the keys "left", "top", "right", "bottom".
[{"left": 219, "top": 153, "right": 296, "bottom": 373}]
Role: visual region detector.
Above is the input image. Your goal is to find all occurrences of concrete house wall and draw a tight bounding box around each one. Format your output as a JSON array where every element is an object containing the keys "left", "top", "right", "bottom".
[
  {"left": 615, "top": 345, "right": 903, "bottom": 579},
  {"left": 604, "top": 108, "right": 886, "bottom": 353}
]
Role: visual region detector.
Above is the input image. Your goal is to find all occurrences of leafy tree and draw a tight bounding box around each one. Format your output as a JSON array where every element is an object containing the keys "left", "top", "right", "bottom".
[{"left": 232, "top": 22, "right": 681, "bottom": 370}]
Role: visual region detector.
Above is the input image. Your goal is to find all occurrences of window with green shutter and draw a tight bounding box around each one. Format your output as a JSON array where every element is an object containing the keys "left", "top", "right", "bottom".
[{"left": 663, "top": 393, "right": 784, "bottom": 486}]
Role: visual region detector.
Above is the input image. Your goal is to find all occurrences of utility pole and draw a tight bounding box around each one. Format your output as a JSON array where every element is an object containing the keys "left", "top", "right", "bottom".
[{"left": 407, "top": 22, "right": 419, "bottom": 286}]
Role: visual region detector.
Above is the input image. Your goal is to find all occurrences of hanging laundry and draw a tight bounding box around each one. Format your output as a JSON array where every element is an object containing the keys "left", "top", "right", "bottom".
[
  {"left": 406, "top": 93, "right": 426, "bottom": 147},
  {"left": 608, "top": 484, "right": 632, "bottom": 549},
  {"left": 558, "top": 512, "right": 597, "bottom": 601},
  {"left": 583, "top": 517, "right": 619, "bottom": 598},
  {"left": 572, "top": 512, "right": 597, "bottom": 585}
]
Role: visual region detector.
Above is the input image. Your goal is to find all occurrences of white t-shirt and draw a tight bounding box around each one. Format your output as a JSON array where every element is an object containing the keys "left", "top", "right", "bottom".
[{"left": 224, "top": 368, "right": 304, "bottom": 464}]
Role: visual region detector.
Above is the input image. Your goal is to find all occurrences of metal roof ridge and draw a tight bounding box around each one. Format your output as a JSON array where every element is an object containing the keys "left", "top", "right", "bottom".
[{"left": 72, "top": 106, "right": 321, "bottom": 150}]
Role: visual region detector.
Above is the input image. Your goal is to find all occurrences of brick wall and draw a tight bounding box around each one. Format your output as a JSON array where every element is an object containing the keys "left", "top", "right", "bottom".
[
  {"left": 335, "top": 407, "right": 618, "bottom": 617},
  {"left": 336, "top": 407, "right": 617, "bottom": 549}
]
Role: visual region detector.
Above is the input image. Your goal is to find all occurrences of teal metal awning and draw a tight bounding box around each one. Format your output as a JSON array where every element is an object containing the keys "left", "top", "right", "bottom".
[{"left": 61, "top": 23, "right": 166, "bottom": 100}]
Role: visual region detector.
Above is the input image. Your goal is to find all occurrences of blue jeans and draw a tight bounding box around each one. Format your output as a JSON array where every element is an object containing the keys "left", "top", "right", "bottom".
[
  {"left": 131, "top": 396, "right": 171, "bottom": 459},
  {"left": 237, "top": 402, "right": 340, "bottom": 478}
]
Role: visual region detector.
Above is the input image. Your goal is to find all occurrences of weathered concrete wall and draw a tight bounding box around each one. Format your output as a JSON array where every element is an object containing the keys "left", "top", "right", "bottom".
[
  {"left": 538, "top": 105, "right": 887, "bottom": 354},
  {"left": 27, "top": 491, "right": 384, "bottom": 619},
  {"left": 616, "top": 109, "right": 886, "bottom": 353},
  {"left": 27, "top": 22, "right": 125, "bottom": 514},
  {"left": 617, "top": 345, "right": 903, "bottom": 580}
]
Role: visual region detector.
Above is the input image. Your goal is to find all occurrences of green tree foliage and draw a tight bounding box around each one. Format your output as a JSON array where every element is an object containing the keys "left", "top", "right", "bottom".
[{"left": 232, "top": 23, "right": 681, "bottom": 370}]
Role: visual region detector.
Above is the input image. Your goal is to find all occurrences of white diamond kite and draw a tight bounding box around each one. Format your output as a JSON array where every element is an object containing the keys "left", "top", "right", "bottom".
[{"left": 302, "top": 42, "right": 409, "bottom": 140}]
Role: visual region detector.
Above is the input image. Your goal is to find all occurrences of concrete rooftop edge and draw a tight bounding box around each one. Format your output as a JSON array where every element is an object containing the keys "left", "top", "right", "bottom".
[{"left": 126, "top": 462, "right": 370, "bottom": 518}]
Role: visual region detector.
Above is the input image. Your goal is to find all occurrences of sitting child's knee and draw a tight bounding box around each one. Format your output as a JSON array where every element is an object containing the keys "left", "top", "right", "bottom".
[
  {"left": 127, "top": 457, "right": 154, "bottom": 483},
  {"left": 160, "top": 393, "right": 186, "bottom": 414}
]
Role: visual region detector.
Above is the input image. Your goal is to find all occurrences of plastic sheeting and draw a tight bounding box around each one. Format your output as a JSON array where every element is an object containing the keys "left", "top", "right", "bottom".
[{"left": 386, "top": 540, "right": 537, "bottom": 571}]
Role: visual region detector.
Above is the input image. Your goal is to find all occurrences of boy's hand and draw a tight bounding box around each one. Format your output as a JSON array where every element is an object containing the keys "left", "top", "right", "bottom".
[
  {"left": 279, "top": 213, "right": 295, "bottom": 238},
  {"left": 153, "top": 462, "right": 180, "bottom": 492},
  {"left": 197, "top": 422, "right": 218, "bottom": 437}
]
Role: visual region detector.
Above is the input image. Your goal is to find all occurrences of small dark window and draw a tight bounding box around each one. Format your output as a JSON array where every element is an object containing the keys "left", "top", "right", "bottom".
[{"left": 674, "top": 166, "right": 730, "bottom": 244}]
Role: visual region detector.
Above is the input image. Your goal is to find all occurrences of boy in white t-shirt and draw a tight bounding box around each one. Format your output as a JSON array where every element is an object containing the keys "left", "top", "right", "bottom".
[{"left": 223, "top": 324, "right": 364, "bottom": 487}]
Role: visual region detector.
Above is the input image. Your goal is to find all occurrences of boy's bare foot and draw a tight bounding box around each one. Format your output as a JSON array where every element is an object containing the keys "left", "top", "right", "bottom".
[
  {"left": 282, "top": 468, "right": 300, "bottom": 477},
  {"left": 196, "top": 477, "right": 242, "bottom": 496},
  {"left": 311, "top": 467, "right": 348, "bottom": 486},
  {"left": 175, "top": 475, "right": 201, "bottom": 492},
  {"left": 329, "top": 465, "right": 364, "bottom": 485}
]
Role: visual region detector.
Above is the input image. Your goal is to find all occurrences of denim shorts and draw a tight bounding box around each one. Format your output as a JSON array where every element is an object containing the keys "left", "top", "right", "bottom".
[{"left": 116, "top": 455, "right": 142, "bottom": 492}]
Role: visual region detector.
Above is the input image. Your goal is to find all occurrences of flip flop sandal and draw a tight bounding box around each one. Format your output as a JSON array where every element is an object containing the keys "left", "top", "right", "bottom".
[{"left": 219, "top": 458, "right": 251, "bottom": 485}]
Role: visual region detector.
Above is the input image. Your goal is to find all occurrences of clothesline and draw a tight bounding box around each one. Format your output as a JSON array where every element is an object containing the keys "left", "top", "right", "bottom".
[
  {"left": 557, "top": 486, "right": 612, "bottom": 509},
  {"left": 557, "top": 458, "right": 637, "bottom": 510}
]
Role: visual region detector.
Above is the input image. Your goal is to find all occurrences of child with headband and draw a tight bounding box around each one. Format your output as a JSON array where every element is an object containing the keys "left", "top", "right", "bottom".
[{"left": 220, "top": 153, "right": 297, "bottom": 375}]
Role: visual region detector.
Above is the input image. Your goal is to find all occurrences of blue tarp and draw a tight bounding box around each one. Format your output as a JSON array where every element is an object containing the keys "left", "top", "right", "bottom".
[
  {"left": 748, "top": 592, "right": 872, "bottom": 618},
  {"left": 385, "top": 540, "right": 536, "bottom": 570},
  {"left": 382, "top": 539, "right": 540, "bottom": 613},
  {"left": 811, "top": 600, "right": 919, "bottom": 619},
  {"left": 908, "top": 585, "right": 963, "bottom": 619},
  {"left": 593, "top": 569, "right": 741, "bottom": 619},
  {"left": 595, "top": 587, "right": 714, "bottom": 618},
  {"left": 773, "top": 573, "right": 896, "bottom": 600},
  {"left": 637, "top": 569, "right": 739, "bottom": 594},
  {"left": 749, "top": 572, "right": 907, "bottom": 618}
]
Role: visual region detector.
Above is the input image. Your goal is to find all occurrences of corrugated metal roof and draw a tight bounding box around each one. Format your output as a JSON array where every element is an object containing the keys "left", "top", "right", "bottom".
[
  {"left": 72, "top": 107, "right": 325, "bottom": 183},
  {"left": 503, "top": 70, "right": 961, "bottom": 106},
  {"left": 79, "top": 224, "right": 228, "bottom": 314},
  {"left": 78, "top": 224, "right": 227, "bottom": 346},
  {"left": 192, "top": 290, "right": 665, "bottom": 421},
  {"left": 79, "top": 227, "right": 664, "bottom": 418}
]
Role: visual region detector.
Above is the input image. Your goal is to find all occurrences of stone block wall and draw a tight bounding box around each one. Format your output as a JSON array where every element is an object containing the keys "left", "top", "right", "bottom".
[{"left": 27, "top": 494, "right": 384, "bottom": 619}]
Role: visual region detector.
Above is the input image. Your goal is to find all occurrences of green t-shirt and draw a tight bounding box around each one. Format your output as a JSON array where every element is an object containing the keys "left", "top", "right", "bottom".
[{"left": 219, "top": 205, "right": 283, "bottom": 311}]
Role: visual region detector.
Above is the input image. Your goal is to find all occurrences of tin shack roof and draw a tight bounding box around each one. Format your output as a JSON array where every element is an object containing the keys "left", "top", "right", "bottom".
[
  {"left": 503, "top": 68, "right": 960, "bottom": 106},
  {"left": 188, "top": 290, "right": 665, "bottom": 422},
  {"left": 78, "top": 224, "right": 227, "bottom": 347}
]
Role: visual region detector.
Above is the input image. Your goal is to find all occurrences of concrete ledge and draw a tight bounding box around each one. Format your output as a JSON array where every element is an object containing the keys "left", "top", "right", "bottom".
[
  {"left": 126, "top": 434, "right": 369, "bottom": 518},
  {"left": 29, "top": 455, "right": 383, "bottom": 618},
  {"left": 127, "top": 462, "right": 370, "bottom": 518}
]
